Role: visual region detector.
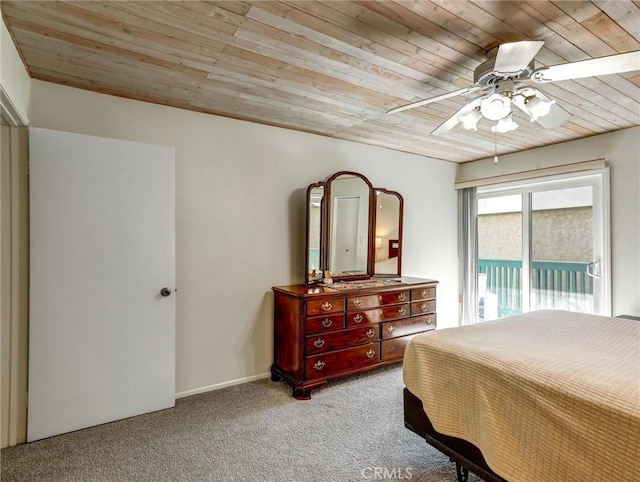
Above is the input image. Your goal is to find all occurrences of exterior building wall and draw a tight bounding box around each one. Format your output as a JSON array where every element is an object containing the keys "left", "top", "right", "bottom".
[{"left": 479, "top": 207, "right": 593, "bottom": 262}]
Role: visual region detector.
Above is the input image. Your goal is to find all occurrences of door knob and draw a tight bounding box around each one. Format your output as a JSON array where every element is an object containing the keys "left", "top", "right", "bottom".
[{"left": 160, "top": 287, "right": 172, "bottom": 297}]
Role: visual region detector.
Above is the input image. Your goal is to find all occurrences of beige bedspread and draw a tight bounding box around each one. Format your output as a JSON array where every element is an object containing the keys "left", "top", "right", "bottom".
[{"left": 403, "top": 310, "right": 640, "bottom": 482}]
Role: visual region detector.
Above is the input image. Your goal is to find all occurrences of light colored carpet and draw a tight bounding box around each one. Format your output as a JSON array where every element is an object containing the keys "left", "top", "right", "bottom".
[{"left": 1, "top": 365, "right": 473, "bottom": 481}]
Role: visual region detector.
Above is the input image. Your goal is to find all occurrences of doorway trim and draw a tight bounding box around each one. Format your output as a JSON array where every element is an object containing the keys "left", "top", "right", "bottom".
[{"left": 0, "top": 116, "right": 29, "bottom": 448}]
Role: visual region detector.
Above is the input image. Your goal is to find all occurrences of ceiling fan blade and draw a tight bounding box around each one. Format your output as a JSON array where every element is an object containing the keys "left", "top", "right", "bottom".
[
  {"left": 493, "top": 41, "right": 545, "bottom": 75},
  {"left": 431, "top": 98, "right": 483, "bottom": 136},
  {"left": 532, "top": 51, "right": 640, "bottom": 82},
  {"left": 386, "top": 86, "right": 481, "bottom": 114},
  {"left": 430, "top": 113, "right": 462, "bottom": 136}
]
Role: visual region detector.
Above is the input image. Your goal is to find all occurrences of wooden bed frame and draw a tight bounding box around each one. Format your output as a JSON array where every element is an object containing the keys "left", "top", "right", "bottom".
[{"left": 403, "top": 388, "right": 507, "bottom": 482}]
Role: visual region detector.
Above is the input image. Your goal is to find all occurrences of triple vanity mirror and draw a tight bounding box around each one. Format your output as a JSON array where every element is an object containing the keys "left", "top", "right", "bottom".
[{"left": 305, "top": 171, "right": 403, "bottom": 285}]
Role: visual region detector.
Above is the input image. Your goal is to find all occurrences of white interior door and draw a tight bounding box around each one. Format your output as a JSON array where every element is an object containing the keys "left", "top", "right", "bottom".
[
  {"left": 332, "top": 196, "right": 359, "bottom": 274},
  {"left": 28, "top": 128, "right": 175, "bottom": 442}
]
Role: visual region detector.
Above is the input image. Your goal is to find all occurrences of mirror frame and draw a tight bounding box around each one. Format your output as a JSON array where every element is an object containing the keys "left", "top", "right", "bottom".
[
  {"left": 373, "top": 188, "right": 404, "bottom": 278},
  {"left": 305, "top": 182, "right": 325, "bottom": 284},
  {"left": 305, "top": 171, "right": 404, "bottom": 285},
  {"left": 325, "top": 171, "right": 374, "bottom": 282}
]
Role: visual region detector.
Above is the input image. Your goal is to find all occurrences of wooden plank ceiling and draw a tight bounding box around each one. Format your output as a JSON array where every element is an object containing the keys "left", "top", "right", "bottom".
[{"left": 2, "top": 1, "right": 639, "bottom": 163}]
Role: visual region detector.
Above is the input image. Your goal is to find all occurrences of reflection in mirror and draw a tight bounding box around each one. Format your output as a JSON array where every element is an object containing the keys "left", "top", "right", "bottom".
[
  {"left": 374, "top": 190, "right": 402, "bottom": 276},
  {"left": 307, "top": 184, "right": 324, "bottom": 283},
  {"left": 328, "top": 174, "right": 371, "bottom": 277}
]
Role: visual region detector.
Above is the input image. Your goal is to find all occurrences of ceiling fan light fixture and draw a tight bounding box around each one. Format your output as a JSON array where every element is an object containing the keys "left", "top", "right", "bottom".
[
  {"left": 491, "top": 114, "right": 519, "bottom": 133},
  {"left": 459, "top": 108, "right": 482, "bottom": 130},
  {"left": 526, "top": 95, "right": 556, "bottom": 121},
  {"left": 480, "top": 93, "right": 512, "bottom": 121}
]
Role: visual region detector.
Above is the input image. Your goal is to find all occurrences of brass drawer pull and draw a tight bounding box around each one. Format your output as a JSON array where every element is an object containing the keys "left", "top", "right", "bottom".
[
  {"left": 421, "top": 303, "right": 429, "bottom": 312},
  {"left": 425, "top": 317, "right": 433, "bottom": 325},
  {"left": 321, "top": 318, "right": 333, "bottom": 328},
  {"left": 421, "top": 289, "right": 429, "bottom": 298},
  {"left": 314, "top": 360, "right": 325, "bottom": 371},
  {"left": 353, "top": 298, "right": 362, "bottom": 308},
  {"left": 387, "top": 325, "right": 395, "bottom": 334},
  {"left": 321, "top": 301, "right": 333, "bottom": 311},
  {"left": 365, "top": 328, "right": 375, "bottom": 338},
  {"left": 354, "top": 313, "right": 364, "bottom": 323},
  {"left": 366, "top": 349, "right": 376, "bottom": 359},
  {"left": 378, "top": 295, "right": 382, "bottom": 301},
  {"left": 398, "top": 307, "right": 407, "bottom": 316},
  {"left": 398, "top": 293, "right": 406, "bottom": 302},
  {"left": 313, "top": 338, "right": 325, "bottom": 348}
]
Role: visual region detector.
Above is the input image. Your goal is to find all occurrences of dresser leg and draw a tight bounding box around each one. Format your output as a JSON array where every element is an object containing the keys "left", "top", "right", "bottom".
[
  {"left": 292, "top": 387, "right": 312, "bottom": 400},
  {"left": 270, "top": 365, "right": 283, "bottom": 382}
]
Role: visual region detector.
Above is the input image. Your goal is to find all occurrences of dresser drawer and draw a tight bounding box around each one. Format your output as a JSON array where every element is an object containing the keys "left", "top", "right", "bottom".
[
  {"left": 306, "top": 313, "right": 345, "bottom": 334},
  {"left": 411, "top": 286, "right": 436, "bottom": 301},
  {"left": 306, "top": 325, "right": 378, "bottom": 355},
  {"left": 381, "top": 314, "right": 436, "bottom": 340},
  {"left": 306, "top": 297, "right": 344, "bottom": 316},
  {"left": 410, "top": 299, "right": 436, "bottom": 316},
  {"left": 306, "top": 344, "right": 379, "bottom": 379},
  {"left": 347, "top": 304, "right": 410, "bottom": 326},
  {"left": 346, "top": 290, "right": 409, "bottom": 310},
  {"left": 381, "top": 334, "right": 420, "bottom": 361}
]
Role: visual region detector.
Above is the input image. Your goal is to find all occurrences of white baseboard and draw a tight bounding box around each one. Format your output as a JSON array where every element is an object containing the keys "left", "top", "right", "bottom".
[{"left": 175, "top": 372, "right": 271, "bottom": 399}]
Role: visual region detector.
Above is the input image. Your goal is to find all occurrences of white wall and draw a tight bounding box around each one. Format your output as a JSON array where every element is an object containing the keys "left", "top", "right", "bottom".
[
  {"left": 458, "top": 127, "right": 640, "bottom": 317},
  {"left": 28, "top": 80, "right": 459, "bottom": 395},
  {"left": 0, "top": 19, "right": 30, "bottom": 125}
]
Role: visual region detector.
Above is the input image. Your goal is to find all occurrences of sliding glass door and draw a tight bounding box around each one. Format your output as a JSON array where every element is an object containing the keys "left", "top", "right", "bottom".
[
  {"left": 476, "top": 171, "right": 610, "bottom": 322},
  {"left": 477, "top": 194, "right": 522, "bottom": 320},
  {"left": 531, "top": 185, "right": 596, "bottom": 313}
]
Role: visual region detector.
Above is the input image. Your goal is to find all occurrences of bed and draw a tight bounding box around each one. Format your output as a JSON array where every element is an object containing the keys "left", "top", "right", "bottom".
[
  {"left": 402, "top": 310, "right": 640, "bottom": 482},
  {"left": 374, "top": 256, "right": 398, "bottom": 273}
]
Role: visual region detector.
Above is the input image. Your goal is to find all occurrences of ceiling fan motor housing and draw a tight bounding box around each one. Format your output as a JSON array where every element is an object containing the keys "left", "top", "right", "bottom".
[{"left": 474, "top": 58, "right": 537, "bottom": 86}]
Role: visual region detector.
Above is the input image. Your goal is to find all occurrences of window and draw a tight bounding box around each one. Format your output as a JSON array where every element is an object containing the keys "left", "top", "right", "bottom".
[{"left": 462, "top": 170, "right": 610, "bottom": 324}]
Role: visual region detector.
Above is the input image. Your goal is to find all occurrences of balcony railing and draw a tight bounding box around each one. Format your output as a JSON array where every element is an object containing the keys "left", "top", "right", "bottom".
[{"left": 478, "top": 259, "right": 593, "bottom": 319}]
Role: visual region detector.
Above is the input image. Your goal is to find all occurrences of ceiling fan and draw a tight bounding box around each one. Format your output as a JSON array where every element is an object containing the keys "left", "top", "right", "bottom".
[{"left": 387, "top": 41, "right": 640, "bottom": 135}]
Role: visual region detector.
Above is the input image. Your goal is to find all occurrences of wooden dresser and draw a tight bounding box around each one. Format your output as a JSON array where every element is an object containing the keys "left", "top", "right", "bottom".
[{"left": 271, "top": 277, "right": 438, "bottom": 399}]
